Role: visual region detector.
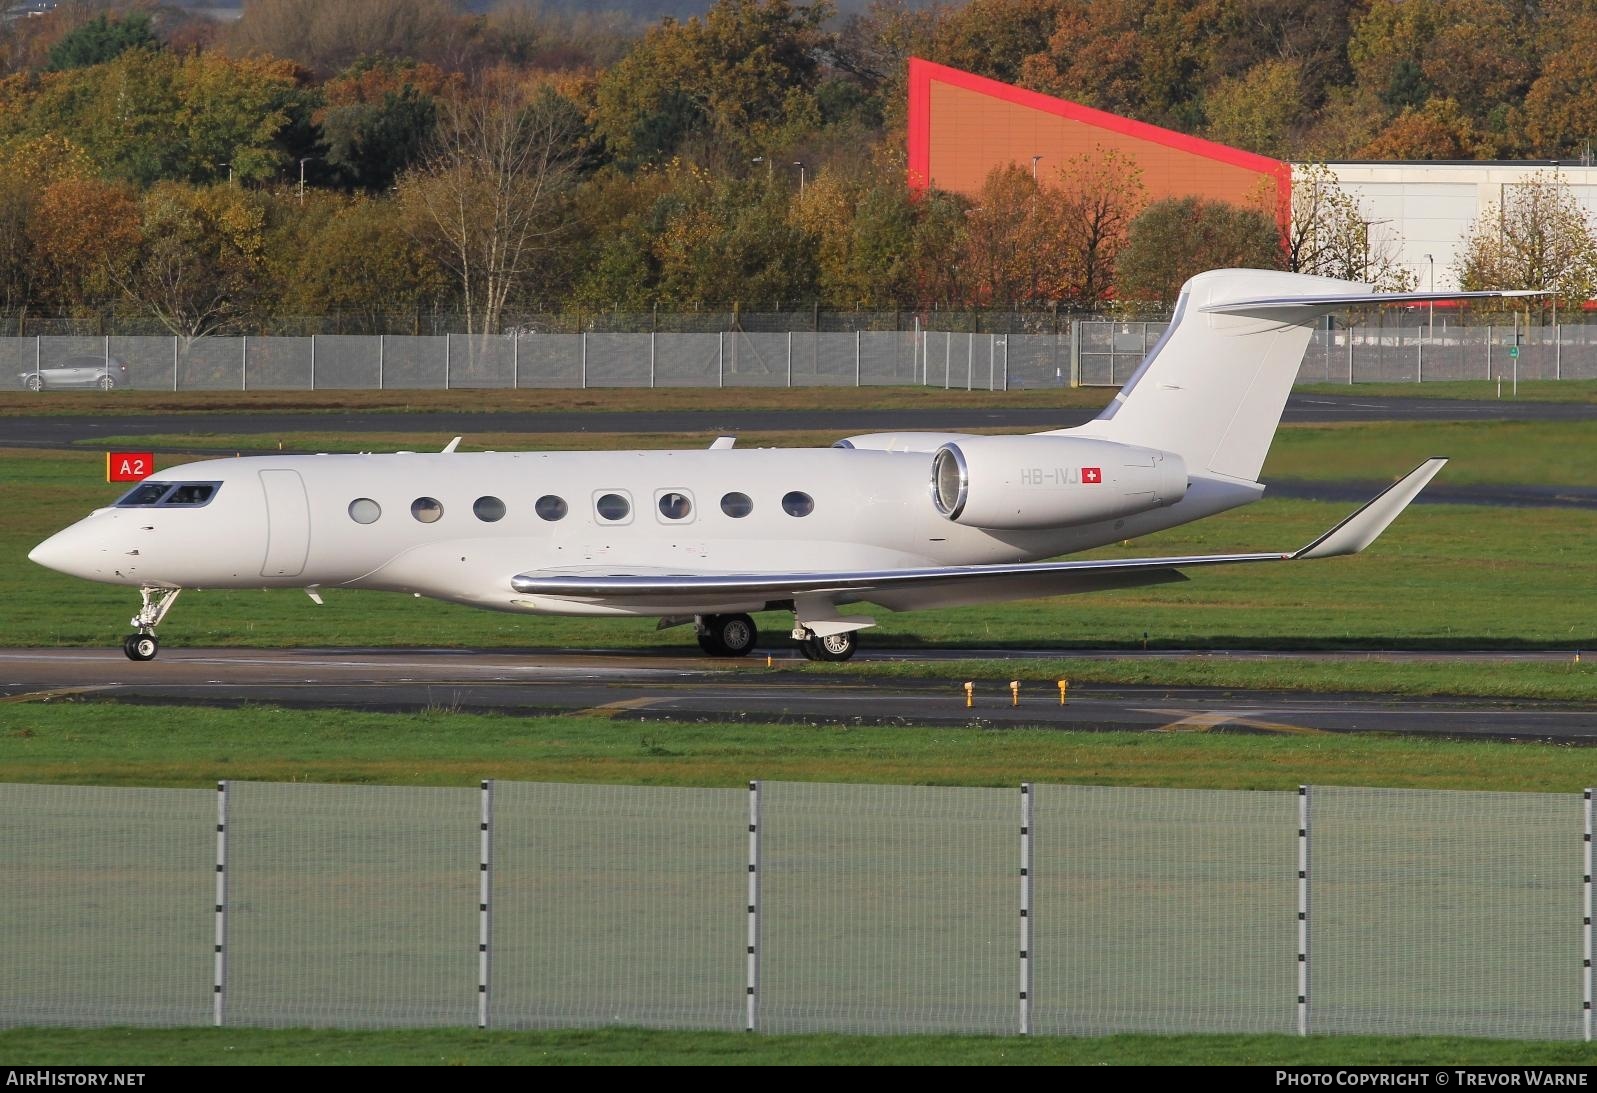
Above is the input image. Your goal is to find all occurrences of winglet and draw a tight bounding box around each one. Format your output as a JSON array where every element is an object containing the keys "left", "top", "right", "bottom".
[
  {"left": 1292, "top": 458, "right": 1447, "bottom": 560},
  {"left": 441, "top": 436, "right": 464, "bottom": 453}
]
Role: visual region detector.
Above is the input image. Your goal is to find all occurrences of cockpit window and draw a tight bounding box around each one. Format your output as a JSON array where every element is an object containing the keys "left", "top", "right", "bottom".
[
  {"left": 115, "top": 481, "right": 221, "bottom": 508},
  {"left": 117, "top": 483, "right": 172, "bottom": 507},
  {"left": 164, "top": 484, "right": 215, "bottom": 505}
]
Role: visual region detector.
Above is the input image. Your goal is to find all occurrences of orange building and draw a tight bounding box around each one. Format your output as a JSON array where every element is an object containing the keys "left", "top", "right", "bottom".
[{"left": 907, "top": 57, "right": 1290, "bottom": 226}]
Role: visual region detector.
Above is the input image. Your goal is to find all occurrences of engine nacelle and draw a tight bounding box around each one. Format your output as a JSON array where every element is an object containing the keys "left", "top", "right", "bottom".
[{"left": 930, "top": 435, "right": 1188, "bottom": 530}]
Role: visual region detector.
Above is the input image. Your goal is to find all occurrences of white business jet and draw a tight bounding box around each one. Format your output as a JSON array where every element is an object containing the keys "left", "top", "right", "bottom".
[{"left": 29, "top": 269, "right": 1529, "bottom": 662}]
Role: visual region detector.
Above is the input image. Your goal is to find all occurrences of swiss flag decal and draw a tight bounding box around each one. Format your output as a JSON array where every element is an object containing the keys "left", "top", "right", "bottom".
[{"left": 1082, "top": 467, "right": 1102, "bottom": 484}]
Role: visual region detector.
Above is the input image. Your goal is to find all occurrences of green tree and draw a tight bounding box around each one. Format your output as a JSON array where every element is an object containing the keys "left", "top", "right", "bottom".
[
  {"left": 592, "top": 0, "right": 832, "bottom": 165},
  {"left": 1115, "top": 196, "right": 1284, "bottom": 303},
  {"left": 322, "top": 86, "right": 438, "bottom": 192},
  {"left": 116, "top": 182, "right": 268, "bottom": 337},
  {"left": 1203, "top": 59, "right": 1306, "bottom": 158},
  {"left": 270, "top": 194, "right": 446, "bottom": 327},
  {"left": 1455, "top": 173, "right": 1597, "bottom": 309},
  {"left": 45, "top": 12, "right": 159, "bottom": 72}
]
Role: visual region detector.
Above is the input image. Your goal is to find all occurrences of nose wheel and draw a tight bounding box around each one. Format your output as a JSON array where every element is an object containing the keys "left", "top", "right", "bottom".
[
  {"left": 121, "top": 587, "right": 182, "bottom": 662},
  {"left": 122, "top": 634, "right": 160, "bottom": 661},
  {"left": 797, "top": 630, "right": 858, "bottom": 662}
]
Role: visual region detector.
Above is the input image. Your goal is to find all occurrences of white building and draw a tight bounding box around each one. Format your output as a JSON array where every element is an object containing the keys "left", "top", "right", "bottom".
[{"left": 1312, "top": 161, "right": 1597, "bottom": 290}]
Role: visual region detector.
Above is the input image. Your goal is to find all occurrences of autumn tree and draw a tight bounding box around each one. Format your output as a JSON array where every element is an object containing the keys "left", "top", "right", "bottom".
[
  {"left": 28, "top": 176, "right": 140, "bottom": 315},
  {"left": 1288, "top": 163, "right": 1415, "bottom": 290},
  {"left": 1203, "top": 59, "right": 1307, "bottom": 158},
  {"left": 1455, "top": 173, "right": 1597, "bottom": 308},
  {"left": 116, "top": 182, "right": 268, "bottom": 337},
  {"left": 399, "top": 85, "right": 581, "bottom": 335},
  {"left": 1115, "top": 196, "right": 1284, "bottom": 303},
  {"left": 1052, "top": 148, "right": 1145, "bottom": 307},
  {"left": 223, "top": 0, "right": 475, "bottom": 77}
]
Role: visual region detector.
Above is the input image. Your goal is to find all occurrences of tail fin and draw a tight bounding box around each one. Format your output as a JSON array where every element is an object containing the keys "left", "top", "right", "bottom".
[
  {"left": 1056, "top": 269, "right": 1541, "bottom": 482},
  {"left": 1056, "top": 269, "right": 1360, "bottom": 483}
]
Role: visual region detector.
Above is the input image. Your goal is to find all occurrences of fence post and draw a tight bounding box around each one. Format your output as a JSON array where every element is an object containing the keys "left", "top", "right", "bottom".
[
  {"left": 1486, "top": 324, "right": 1492, "bottom": 380},
  {"left": 311, "top": 334, "right": 318, "bottom": 391},
  {"left": 512, "top": 332, "right": 519, "bottom": 390},
  {"left": 446, "top": 333, "right": 452, "bottom": 390},
  {"left": 378, "top": 334, "right": 384, "bottom": 390},
  {"left": 966, "top": 332, "right": 973, "bottom": 391},
  {"left": 718, "top": 332, "right": 724, "bottom": 388},
  {"left": 241, "top": 335, "right": 248, "bottom": 390},
  {"left": 944, "top": 331, "right": 951, "bottom": 389},
  {"left": 1417, "top": 325, "right": 1423, "bottom": 384},
  {"left": 1298, "top": 784, "right": 1310, "bottom": 1036},
  {"left": 34, "top": 334, "right": 40, "bottom": 381},
  {"left": 1002, "top": 333, "right": 1009, "bottom": 391},
  {"left": 650, "top": 331, "right": 656, "bottom": 389},
  {"left": 988, "top": 333, "right": 994, "bottom": 391},
  {"left": 1070, "top": 322, "right": 1079, "bottom": 387},
  {"left": 214, "top": 780, "right": 228, "bottom": 1028},
  {"left": 1347, "top": 326, "right": 1353, "bottom": 385},
  {"left": 786, "top": 331, "right": 792, "bottom": 388},
  {"left": 480, "top": 779, "right": 493, "bottom": 1031},
  {"left": 747, "top": 780, "right": 761, "bottom": 1033},
  {"left": 173, "top": 337, "right": 178, "bottom": 391},
  {"left": 855, "top": 329, "right": 861, "bottom": 387},
  {"left": 1019, "top": 782, "right": 1033, "bottom": 1036}
]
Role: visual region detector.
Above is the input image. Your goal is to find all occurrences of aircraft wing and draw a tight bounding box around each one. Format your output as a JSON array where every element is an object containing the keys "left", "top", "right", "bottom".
[{"left": 510, "top": 459, "right": 1445, "bottom": 613}]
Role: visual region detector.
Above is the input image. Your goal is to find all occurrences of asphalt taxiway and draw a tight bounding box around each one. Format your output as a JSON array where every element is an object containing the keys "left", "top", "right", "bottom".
[
  {"left": 3, "top": 393, "right": 1594, "bottom": 452},
  {"left": 1, "top": 647, "right": 1590, "bottom": 743}
]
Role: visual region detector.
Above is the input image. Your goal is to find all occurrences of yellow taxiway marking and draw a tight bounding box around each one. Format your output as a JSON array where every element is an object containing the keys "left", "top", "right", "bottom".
[
  {"left": 568, "top": 697, "right": 668, "bottom": 719},
  {"left": 1152, "top": 711, "right": 1326, "bottom": 736}
]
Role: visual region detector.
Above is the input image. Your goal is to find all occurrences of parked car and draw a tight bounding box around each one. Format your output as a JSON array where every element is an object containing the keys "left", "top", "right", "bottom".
[{"left": 18, "top": 355, "right": 128, "bottom": 391}]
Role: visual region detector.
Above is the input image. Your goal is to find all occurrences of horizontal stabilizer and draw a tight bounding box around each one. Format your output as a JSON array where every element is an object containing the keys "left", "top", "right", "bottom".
[{"left": 1203, "top": 289, "right": 1543, "bottom": 315}]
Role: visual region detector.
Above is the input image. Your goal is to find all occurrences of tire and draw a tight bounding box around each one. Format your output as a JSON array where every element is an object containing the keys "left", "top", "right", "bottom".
[
  {"left": 696, "top": 631, "right": 726, "bottom": 655},
  {"left": 24, "top": 374, "right": 43, "bottom": 392},
  {"left": 805, "top": 631, "right": 857, "bottom": 662},
  {"left": 123, "top": 634, "right": 159, "bottom": 661},
  {"left": 714, "top": 613, "right": 758, "bottom": 657},
  {"left": 98, "top": 375, "right": 116, "bottom": 390}
]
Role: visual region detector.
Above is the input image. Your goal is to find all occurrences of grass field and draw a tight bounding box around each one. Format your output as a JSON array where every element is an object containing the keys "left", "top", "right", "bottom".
[
  {"left": 4, "top": 704, "right": 1595, "bottom": 790},
  {"left": 79, "top": 418, "right": 1597, "bottom": 490},
  {"left": 2, "top": 1026, "right": 1594, "bottom": 1066}
]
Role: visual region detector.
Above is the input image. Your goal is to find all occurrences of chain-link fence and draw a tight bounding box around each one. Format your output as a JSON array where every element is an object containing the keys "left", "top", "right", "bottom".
[
  {"left": 7, "top": 322, "right": 1590, "bottom": 393},
  {"left": 1, "top": 779, "right": 1590, "bottom": 1039}
]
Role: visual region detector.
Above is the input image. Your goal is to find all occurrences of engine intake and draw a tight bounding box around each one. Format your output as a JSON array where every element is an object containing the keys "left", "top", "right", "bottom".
[{"left": 930, "top": 435, "right": 1187, "bottom": 530}]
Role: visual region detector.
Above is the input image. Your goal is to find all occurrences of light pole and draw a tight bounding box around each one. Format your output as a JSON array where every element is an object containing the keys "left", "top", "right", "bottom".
[
  {"left": 752, "top": 156, "right": 772, "bottom": 178},
  {"left": 1030, "top": 154, "right": 1042, "bottom": 181},
  {"left": 1359, "top": 218, "right": 1392, "bottom": 281},
  {"left": 298, "top": 157, "right": 317, "bottom": 206},
  {"left": 1423, "top": 253, "right": 1434, "bottom": 338},
  {"left": 792, "top": 160, "right": 805, "bottom": 194},
  {"left": 217, "top": 162, "right": 232, "bottom": 186}
]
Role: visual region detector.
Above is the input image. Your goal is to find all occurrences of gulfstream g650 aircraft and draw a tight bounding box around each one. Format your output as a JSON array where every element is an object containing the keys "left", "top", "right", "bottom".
[{"left": 30, "top": 269, "right": 1528, "bottom": 662}]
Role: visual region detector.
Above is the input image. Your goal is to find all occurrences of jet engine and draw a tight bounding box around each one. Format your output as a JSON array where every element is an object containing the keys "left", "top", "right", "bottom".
[{"left": 930, "top": 436, "right": 1188, "bottom": 530}]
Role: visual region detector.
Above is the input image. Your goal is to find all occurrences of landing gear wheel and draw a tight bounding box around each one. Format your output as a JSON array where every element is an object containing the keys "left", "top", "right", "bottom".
[
  {"left": 123, "top": 633, "right": 159, "bottom": 661},
  {"left": 696, "top": 613, "right": 758, "bottom": 657},
  {"left": 803, "top": 631, "right": 857, "bottom": 662}
]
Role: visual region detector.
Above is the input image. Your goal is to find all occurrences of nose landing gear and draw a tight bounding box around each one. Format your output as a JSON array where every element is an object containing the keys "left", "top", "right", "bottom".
[{"left": 122, "top": 587, "right": 181, "bottom": 661}]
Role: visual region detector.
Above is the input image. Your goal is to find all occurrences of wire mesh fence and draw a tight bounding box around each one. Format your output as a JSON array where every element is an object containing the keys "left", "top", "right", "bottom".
[
  {"left": 1, "top": 779, "right": 1590, "bottom": 1039},
  {"left": 6, "top": 321, "right": 1591, "bottom": 392}
]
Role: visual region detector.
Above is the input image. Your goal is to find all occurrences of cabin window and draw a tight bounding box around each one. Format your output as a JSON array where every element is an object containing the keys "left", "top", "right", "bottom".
[
  {"left": 410, "top": 496, "right": 443, "bottom": 523},
  {"left": 595, "top": 492, "right": 631, "bottom": 522},
  {"left": 781, "top": 491, "right": 814, "bottom": 517},
  {"left": 720, "top": 492, "right": 753, "bottom": 518},
  {"left": 348, "top": 498, "right": 381, "bottom": 524},
  {"left": 535, "top": 495, "right": 567, "bottom": 521},
  {"left": 473, "top": 496, "right": 506, "bottom": 522},
  {"left": 657, "top": 490, "right": 692, "bottom": 521}
]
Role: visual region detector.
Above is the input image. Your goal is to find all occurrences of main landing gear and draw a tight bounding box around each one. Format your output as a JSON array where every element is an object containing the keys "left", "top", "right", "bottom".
[
  {"left": 794, "top": 629, "right": 858, "bottom": 662},
  {"left": 122, "top": 587, "right": 181, "bottom": 661},
  {"left": 696, "top": 613, "right": 759, "bottom": 657}
]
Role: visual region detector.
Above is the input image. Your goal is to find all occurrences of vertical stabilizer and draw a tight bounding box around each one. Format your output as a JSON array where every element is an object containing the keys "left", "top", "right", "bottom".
[{"left": 1056, "top": 269, "right": 1369, "bottom": 483}]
